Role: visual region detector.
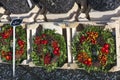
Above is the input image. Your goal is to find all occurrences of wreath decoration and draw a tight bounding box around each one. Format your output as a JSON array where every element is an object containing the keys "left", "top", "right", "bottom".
[
  {"left": 0, "top": 24, "right": 27, "bottom": 64},
  {"left": 31, "top": 29, "right": 67, "bottom": 71},
  {"left": 72, "top": 26, "right": 116, "bottom": 72}
]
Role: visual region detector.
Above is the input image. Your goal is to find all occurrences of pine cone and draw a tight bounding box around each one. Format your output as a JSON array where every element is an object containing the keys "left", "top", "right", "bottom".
[
  {"left": 46, "top": 35, "right": 55, "bottom": 44},
  {"left": 51, "top": 56, "right": 59, "bottom": 63},
  {"left": 15, "top": 54, "right": 22, "bottom": 60},
  {"left": 76, "top": 43, "right": 82, "bottom": 53},
  {"left": 37, "top": 44, "right": 44, "bottom": 56},
  {"left": 97, "top": 36, "right": 105, "bottom": 46}
]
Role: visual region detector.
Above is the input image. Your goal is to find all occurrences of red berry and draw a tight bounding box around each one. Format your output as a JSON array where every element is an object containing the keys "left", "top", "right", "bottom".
[
  {"left": 105, "top": 49, "right": 109, "bottom": 54},
  {"left": 42, "top": 34, "right": 46, "bottom": 38},
  {"left": 1, "top": 51, "right": 6, "bottom": 57},
  {"left": 53, "top": 50, "right": 60, "bottom": 56},
  {"left": 53, "top": 50, "right": 58, "bottom": 54},
  {"left": 55, "top": 47, "right": 60, "bottom": 51},
  {"left": 2, "top": 33, "right": 9, "bottom": 39},
  {"left": 41, "top": 40, "right": 44, "bottom": 44},
  {"left": 91, "top": 40, "right": 97, "bottom": 44},
  {"left": 19, "top": 49, "right": 24, "bottom": 55},
  {"left": 52, "top": 41, "right": 58, "bottom": 48},
  {"left": 34, "top": 36, "right": 41, "bottom": 44},
  {"left": 80, "top": 36, "right": 86, "bottom": 43},
  {"left": 84, "top": 60, "right": 88, "bottom": 65},
  {"left": 44, "top": 40, "right": 48, "bottom": 45},
  {"left": 18, "top": 39, "right": 25, "bottom": 47},
  {"left": 87, "top": 58, "right": 92, "bottom": 62},
  {"left": 101, "top": 47, "right": 106, "bottom": 53},
  {"left": 41, "top": 40, "right": 48, "bottom": 45},
  {"left": 6, "top": 55, "right": 12, "bottom": 61},
  {"left": 44, "top": 54, "right": 51, "bottom": 65},
  {"left": 104, "top": 43, "right": 110, "bottom": 49},
  {"left": 88, "top": 61, "right": 92, "bottom": 66},
  {"left": 7, "top": 52, "right": 12, "bottom": 56}
]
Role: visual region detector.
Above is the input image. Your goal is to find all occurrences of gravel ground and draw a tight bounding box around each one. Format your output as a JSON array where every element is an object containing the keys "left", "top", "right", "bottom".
[{"left": 0, "top": 63, "right": 120, "bottom": 80}]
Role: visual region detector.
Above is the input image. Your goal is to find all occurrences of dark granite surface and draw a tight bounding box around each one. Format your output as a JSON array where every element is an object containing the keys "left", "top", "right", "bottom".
[
  {"left": 34, "top": 0, "right": 120, "bottom": 13},
  {"left": 0, "top": 0, "right": 120, "bottom": 14},
  {"left": 0, "top": 0, "right": 74, "bottom": 14},
  {"left": 0, "top": 63, "right": 120, "bottom": 80},
  {"left": 45, "top": 0, "right": 74, "bottom": 13},
  {"left": 33, "top": 0, "right": 75, "bottom": 13},
  {"left": 88, "top": 0, "right": 120, "bottom": 11},
  {"left": 0, "top": 0, "right": 35, "bottom": 14}
]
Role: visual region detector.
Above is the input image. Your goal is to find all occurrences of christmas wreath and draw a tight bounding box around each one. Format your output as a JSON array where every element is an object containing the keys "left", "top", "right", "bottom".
[
  {"left": 0, "top": 24, "right": 27, "bottom": 64},
  {"left": 31, "top": 29, "right": 67, "bottom": 71},
  {"left": 72, "top": 26, "right": 116, "bottom": 72}
]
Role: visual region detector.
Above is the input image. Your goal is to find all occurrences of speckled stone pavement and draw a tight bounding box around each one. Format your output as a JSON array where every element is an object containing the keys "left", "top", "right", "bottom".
[{"left": 0, "top": 63, "right": 120, "bottom": 80}]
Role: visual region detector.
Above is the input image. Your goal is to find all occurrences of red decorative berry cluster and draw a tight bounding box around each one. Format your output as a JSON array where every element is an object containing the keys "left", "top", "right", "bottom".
[
  {"left": 80, "top": 31, "right": 98, "bottom": 44},
  {"left": 77, "top": 52, "right": 92, "bottom": 66},
  {"left": 34, "top": 34, "right": 48, "bottom": 45},
  {"left": 52, "top": 41, "right": 60, "bottom": 56},
  {"left": 34, "top": 34, "right": 61, "bottom": 65},
  {"left": 80, "top": 36, "right": 86, "bottom": 43},
  {"left": 1, "top": 51, "right": 12, "bottom": 61},
  {"left": 99, "top": 43, "right": 110, "bottom": 65},
  {"left": 44, "top": 54, "right": 51, "bottom": 65},
  {"left": 16, "top": 39, "right": 26, "bottom": 59},
  {"left": 18, "top": 39, "right": 25, "bottom": 49},
  {"left": 101, "top": 43, "right": 110, "bottom": 54},
  {"left": 86, "top": 32, "right": 98, "bottom": 44},
  {"left": 1, "top": 27, "right": 13, "bottom": 39}
]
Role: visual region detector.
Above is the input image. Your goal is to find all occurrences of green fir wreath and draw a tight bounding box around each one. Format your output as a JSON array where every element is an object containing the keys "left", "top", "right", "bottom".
[
  {"left": 31, "top": 29, "right": 67, "bottom": 72},
  {"left": 72, "top": 26, "right": 116, "bottom": 72},
  {"left": 0, "top": 24, "right": 27, "bottom": 64}
]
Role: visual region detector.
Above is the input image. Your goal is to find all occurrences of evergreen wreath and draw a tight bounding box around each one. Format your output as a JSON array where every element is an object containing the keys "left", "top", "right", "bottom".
[
  {"left": 72, "top": 26, "right": 116, "bottom": 72},
  {"left": 0, "top": 24, "right": 27, "bottom": 64},
  {"left": 31, "top": 29, "right": 67, "bottom": 71}
]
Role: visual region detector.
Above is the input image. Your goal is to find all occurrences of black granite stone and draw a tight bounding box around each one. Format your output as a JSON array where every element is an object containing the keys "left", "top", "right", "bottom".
[
  {"left": 0, "top": 0, "right": 35, "bottom": 14},
  {"left": 0, "top": 63, "right": 120, "bottom": 80},
  {"left": 33, "top": 0, "right": 75, "bottom": 13},
  {"left": 46, "top": 0, "right": 75, "bottom": 13},
  {"left": 0, "top": 63, "right": 13, "bottom": 80},
  {"left": 0, "top": 0, "right": 74, "bottom": 14},
  {"left": 88, "top": 0, "right": 120, "bottom": 11},
  {"left": 32, "top": 0, "right": 120, "bottom": 13},
  {"left": 0, "top": 0, "right": 120, "bottom": 14}
]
